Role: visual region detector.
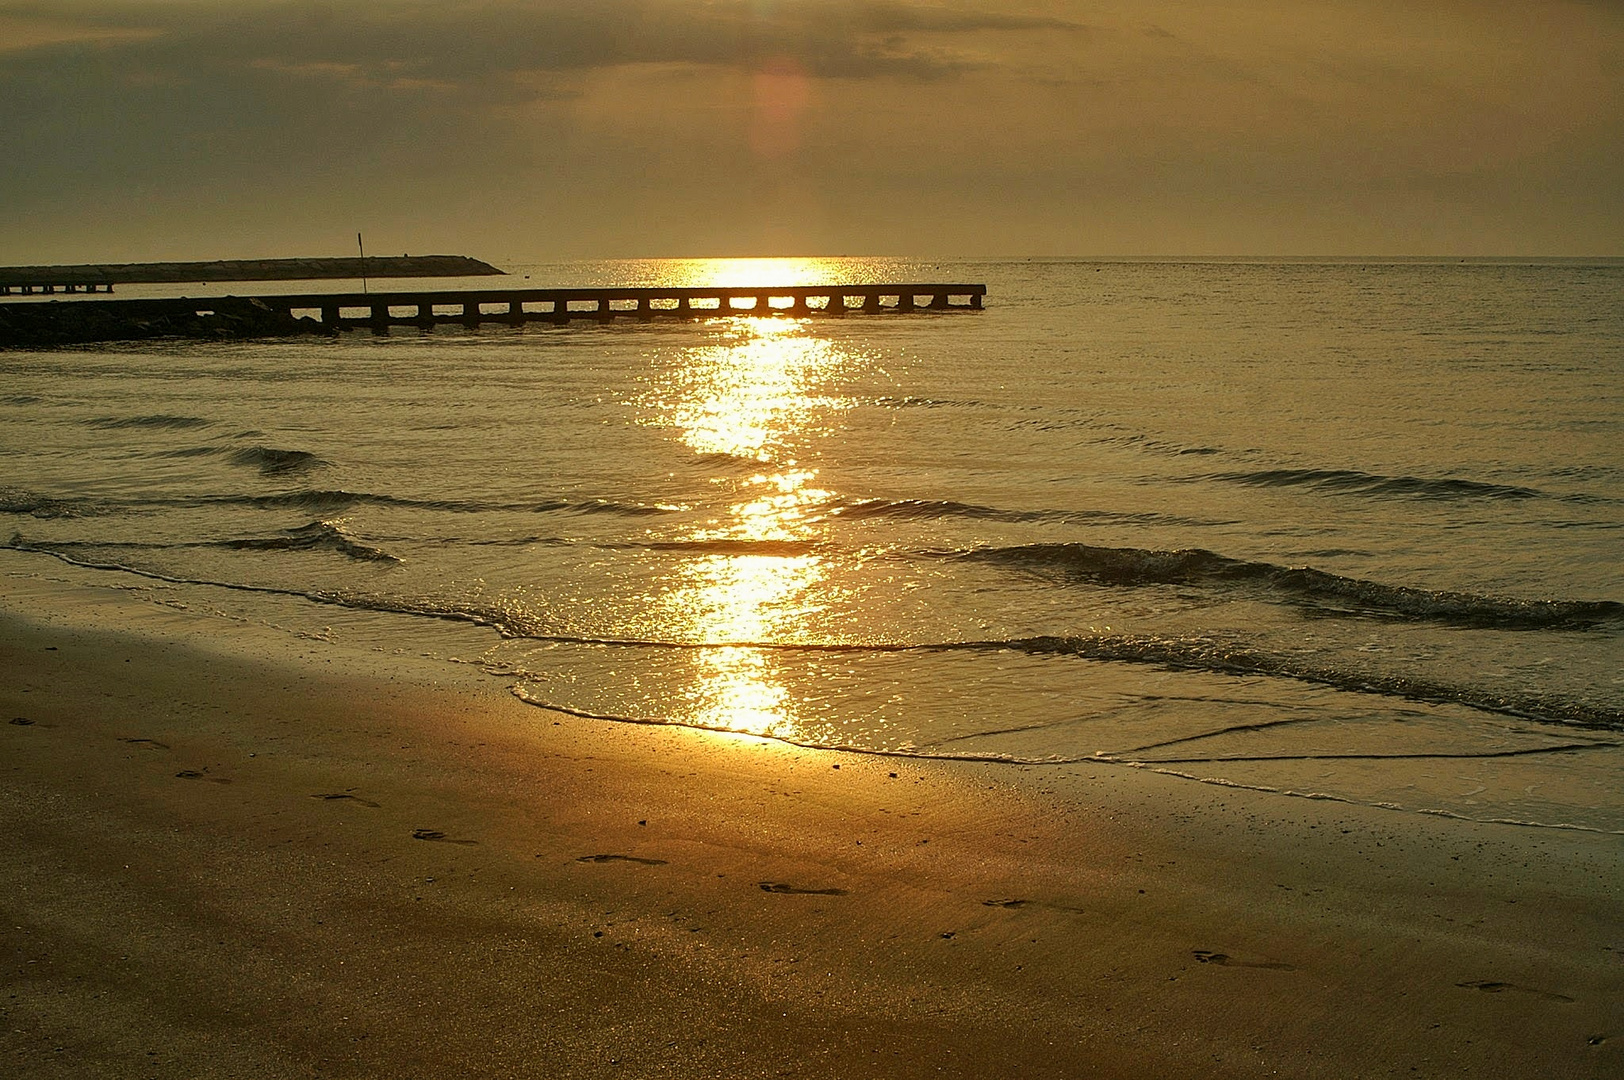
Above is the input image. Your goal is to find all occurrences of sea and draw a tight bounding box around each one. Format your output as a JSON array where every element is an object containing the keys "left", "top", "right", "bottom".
[{"left": 4, "top": 257, "right": 1622, "bottom": 832}]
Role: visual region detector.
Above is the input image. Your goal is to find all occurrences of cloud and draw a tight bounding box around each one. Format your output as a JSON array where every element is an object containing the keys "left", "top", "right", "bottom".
[
  {"left": 0, "top": 1, "right": 1081, "bottom": 88},
  {"left": 0, "top": 1, "right": 1618, "bottom": 259}
]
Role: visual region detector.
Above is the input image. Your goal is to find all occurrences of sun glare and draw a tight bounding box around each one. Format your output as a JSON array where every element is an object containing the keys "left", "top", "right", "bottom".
[
  {"left": 663, "top": 256, "right": 852, "bottom": 290},
  {"left": 642, "top": 303, "right": 857, "bottom": 739}
]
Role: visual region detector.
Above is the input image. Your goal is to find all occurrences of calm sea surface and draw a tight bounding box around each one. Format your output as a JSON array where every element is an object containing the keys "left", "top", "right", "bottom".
[{"left": 5, "top": 258, "right": 1622, "bottom": 829}]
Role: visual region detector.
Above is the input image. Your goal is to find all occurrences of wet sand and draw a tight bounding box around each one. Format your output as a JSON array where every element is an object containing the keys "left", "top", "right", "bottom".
[{"left": 2, "top": 565, "right": 1619, "bottom": 1078}]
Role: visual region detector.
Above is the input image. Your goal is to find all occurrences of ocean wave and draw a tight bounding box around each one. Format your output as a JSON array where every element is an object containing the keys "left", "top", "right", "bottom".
[
  {"left": 1196, "top": 467, "right": 1553, "bottom": 502},
  {"left": 818, "top": 496, "right": 1214, "bottom": 528},
  {"left": 872, "top": 395, "right": 987, "bottom": 410},
  {"left": 488, "top": 630, "right": 1624, "bottom": 731},
  {"left": 171, "top": 489, "right": 678, "bottom": 517},
  {"left": 85, "top": 414, "right": 211, "bottom": 430},
  {"left": 3, "top": 483, "right": 681, "bottom": 519},
  {"left": 0, "top": 488, "right": 91, "bottom": 519},
  {"left": 637, "top": 538, "right": 824, "bottom": 557},
  {"left": 7, "top": 536, "right": 1619, "bottom": 734},
  {"left": 216, "top": 520, "right": 400, "bottom": 563},
  {"left": 985, "top": 634, "right": 1624, "bottom": 730},
  {"left": 959, "top": 542, "right": 1624, "bottom": 631},
  {"left": 157, "top": 445, "right": 230, "bottom": 459},
  {"left": 228, "top": 446, "right": 328, "bottom": 476}
]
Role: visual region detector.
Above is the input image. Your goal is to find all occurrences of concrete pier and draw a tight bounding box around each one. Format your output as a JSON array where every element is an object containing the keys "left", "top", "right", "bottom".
[
  {"left": 1, "top": 283, "right": 986, "bottom": 346},
  {"left": 35, "top": 284, "right": 981, "bottom": 326}
]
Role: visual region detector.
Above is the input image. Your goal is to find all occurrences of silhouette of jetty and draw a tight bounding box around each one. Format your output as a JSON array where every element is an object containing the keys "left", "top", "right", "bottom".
[
  {"left": 0, "top": 272, "right": 986, "bottom": 348},
  {"left": 0, "top": 256, "right": 502, "bottom": 294}
]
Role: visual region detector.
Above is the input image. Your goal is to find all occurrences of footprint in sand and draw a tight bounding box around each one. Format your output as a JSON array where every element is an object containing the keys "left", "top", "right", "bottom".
[
  {"left": 175, "top": 770, "right": 232, "bottom": 784},
  {"left": 759, "top": 882, "right": 847, "bottom": 896},
  {"left": 312, "top": 793, "right": 381, "bottom": 808},
  {"left": 984, "top": 898, "right": 1089, "bottom": 915},
  {"left": 1457, "top": 980, "right": 1575, "bottom": 1003},
  {"left": 412, "top": 828, "right": 478, "bottom": 845},
  {"left": 576, "top": 854, "right": 668, "bottom": 866},
  {"left": 1192, "top": 950, "right": 1296, "bottom": 971},
  {"left": 121, "top": 737, "right": 169, "bottom": 750}
]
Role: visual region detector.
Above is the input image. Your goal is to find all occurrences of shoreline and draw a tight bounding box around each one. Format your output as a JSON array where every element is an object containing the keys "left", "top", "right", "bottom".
[{"left": 2, "top": 562, "right": 1620, "bottom": 1078}]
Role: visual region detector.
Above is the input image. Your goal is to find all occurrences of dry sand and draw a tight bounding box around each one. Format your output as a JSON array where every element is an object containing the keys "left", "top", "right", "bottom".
[{"left": 2, "top": 562, "right": 1620, "bottom": 1078}]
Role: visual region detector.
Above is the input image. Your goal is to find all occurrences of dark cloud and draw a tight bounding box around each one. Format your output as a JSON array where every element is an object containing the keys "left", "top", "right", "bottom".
[
  {"left": 0, "top": 1, "right": 1617, "bottom": 259},
  {"left": 0, "top": 1, "right": 1079, "bottom": 87}
]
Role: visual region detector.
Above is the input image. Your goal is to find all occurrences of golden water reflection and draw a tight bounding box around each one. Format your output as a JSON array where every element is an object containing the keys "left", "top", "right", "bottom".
[{"left": 648, "top": 276, "right": 854, "bottom": 739}]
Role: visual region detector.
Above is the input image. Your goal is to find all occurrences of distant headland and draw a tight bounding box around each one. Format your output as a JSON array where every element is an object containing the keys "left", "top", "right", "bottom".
[{"left": 0, "top": 255, "right": 504, "bottom": 294}]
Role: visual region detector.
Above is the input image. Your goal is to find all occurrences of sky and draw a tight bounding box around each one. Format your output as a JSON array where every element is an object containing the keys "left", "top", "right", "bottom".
[{"left": 2, "top": 0, "right": 1621, "bottom": 262}]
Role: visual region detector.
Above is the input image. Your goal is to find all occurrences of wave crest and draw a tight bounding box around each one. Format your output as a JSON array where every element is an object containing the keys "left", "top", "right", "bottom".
[
  {"left": 228, "top": 446, "right": 328, "bottom": 476},
  {"left": 1198, "top": 467, "right": 1552, "bottom": 502},
  {"left": 218, "top": 520, "right": 400, "bottom": 562},
  {"left": 962, "top": 542, "right": 1623, "bottom": 631}
]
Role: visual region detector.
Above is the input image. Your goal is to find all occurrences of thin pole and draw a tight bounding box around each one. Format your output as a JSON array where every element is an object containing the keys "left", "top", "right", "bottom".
[{"left": 357, "top": 232, "right": 367, "bottom": 294}]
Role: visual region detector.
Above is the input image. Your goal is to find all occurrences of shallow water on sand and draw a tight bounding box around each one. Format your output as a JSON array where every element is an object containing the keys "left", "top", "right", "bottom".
[{"left": 4, "top": 257, "right": 1622, "bottom": 829}]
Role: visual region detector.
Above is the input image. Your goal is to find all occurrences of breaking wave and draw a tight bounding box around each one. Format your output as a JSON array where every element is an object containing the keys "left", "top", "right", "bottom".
[
  {"left": 216, "top": 520, "right": 400, "bottom": 562},
  {"left": 7, "top": 538, "right": 1621, "bottom": 735},
  {"left": 228, "top": 446, "right": 328, "bottom": 476},
  {"left": 959, "top": 542, "right": 1624, "bottom": 630},
  {"left": 1196, "top": 467, "right": 1571, "bottom": 503}
]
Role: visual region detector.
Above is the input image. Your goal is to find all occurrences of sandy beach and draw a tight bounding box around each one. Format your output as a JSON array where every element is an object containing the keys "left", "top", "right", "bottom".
[{"left": 0, "top": 554, "right": 1617, "bottom": 1079}]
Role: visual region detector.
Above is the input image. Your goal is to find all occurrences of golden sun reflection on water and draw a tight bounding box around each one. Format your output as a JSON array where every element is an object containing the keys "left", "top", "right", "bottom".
[
  {"left": 648, "top": 299, "right": 852, "bottom": 739},
  {"left": 662, "top": 256, "right": 858, "bottom": 290}
]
